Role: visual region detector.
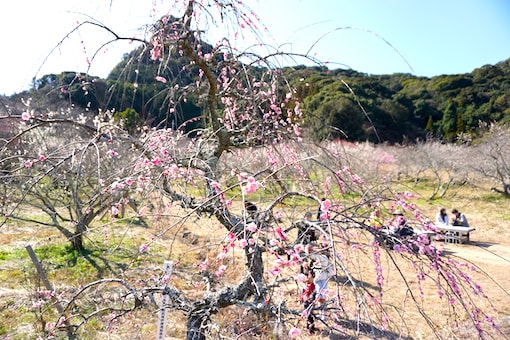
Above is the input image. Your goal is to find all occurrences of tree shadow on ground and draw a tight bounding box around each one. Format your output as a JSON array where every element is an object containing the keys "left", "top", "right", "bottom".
[
  {"left": 79, "top": 251, "right": 119, "bottom": 278},
  {"left": 331, "top": 274, "right": 381, "bottom": 291},
  {"left": 439, "top": 249, "right": 457, "bottom": 256},
  {"left": 470, "top": 241, "right": 496, "bottom": 248},
  {"left": 440, "top": 240, "right": 498, "bottom": 256},
  {"left": 63, "top": 247, "right": 132, "bottom": 279},
  {"left": 321, "top": 318, "right": 413, "bottom": 339}
]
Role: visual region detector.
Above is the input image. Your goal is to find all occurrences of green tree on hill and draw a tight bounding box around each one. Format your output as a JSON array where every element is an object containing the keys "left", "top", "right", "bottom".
[{"left": 441, "top": 100, "right": 458, "bottom": 140}]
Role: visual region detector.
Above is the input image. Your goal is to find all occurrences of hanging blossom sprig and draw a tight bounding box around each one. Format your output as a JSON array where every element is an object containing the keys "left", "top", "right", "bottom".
[{"left": 237, "top": 172, "right": 261, "bottom": 195}]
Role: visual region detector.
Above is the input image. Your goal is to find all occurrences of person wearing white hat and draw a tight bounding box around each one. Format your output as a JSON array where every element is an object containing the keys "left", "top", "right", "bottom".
[{"left": 391, "top": 209, "right": 413, "bottom": 237}]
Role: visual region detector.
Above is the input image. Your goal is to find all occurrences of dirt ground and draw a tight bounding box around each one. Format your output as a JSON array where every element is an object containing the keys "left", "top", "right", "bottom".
[
  {"left": 1, "top": 211, "right": 509, "bottom": 339},
  {"left": 438, "top": 234, "right": 510, "bottom": 336}
]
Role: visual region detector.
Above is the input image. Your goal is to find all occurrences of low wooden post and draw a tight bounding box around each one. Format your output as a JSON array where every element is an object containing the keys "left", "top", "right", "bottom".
[
  {"left": 157, "top": 261, "right": 174, "bottom": 340},
  {"left": 25, "top": 245, "right": 74, "bottom": 339}
]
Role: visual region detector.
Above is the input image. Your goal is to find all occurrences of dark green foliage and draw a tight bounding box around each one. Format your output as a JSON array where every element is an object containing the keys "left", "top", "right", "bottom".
[
  {"left": 104, "top": 47, "right": 204, "bottom": 132},
  {"left": 286, "top": 58, "right": 510, "bottom": 143},
  {"left": 32, "top": 71, "right": 105, "bottom": 111},
  {"left": 308, "top": 97, "right": 365, "bottom": 141},
  {"left": 113, "top": 108, "right": 142, "bottom": 133},
  {"left": 30, "top": 41, "right": 205, "bottom": 134},
  {"left": 28, "top": 50, "right": 510, "bottom": 144}
]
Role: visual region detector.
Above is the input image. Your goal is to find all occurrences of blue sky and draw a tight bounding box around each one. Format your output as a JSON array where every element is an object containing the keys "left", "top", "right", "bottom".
[
  {"left": 247, "top": 0, "right": 510, "bottom": 75},
  {"left": 1, "top": 0, "right": 509, "bottom": 95}
]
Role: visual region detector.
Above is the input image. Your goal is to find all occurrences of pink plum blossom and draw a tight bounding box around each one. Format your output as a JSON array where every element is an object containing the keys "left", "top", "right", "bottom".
[
  {"left": 275, "top": 227, "right": 287, "bottom": 241},
  {"left": 269, "top": 238, "right": 280, "bottom": 247},
  {"left": 106, "top": 149, "right": 118, "bottom": 157},
  {"left": 111, "top": 181, "right": 125, "bottom": 190},
  {"left": 274, "top": 258, "right": 287, "bottom": 267},
  {"left": 269, "top": 266, "right": 282, "bottom": 276},
  {"left": 139, "top": 244, "right": 149, "bottom": 253},
  {"left": 320, "top": 199, "right": 331, "bottom": 212},
  {"left": 288, "top": 327, "right": 301, "bottom": 338},
  {"left": 111, "top": 206, "right": 119, "bottom": 216},
  {"left": 151, "top": 158, "right": 162, "bottom": 167},
  {"left": 211, "top": 181, "right": 221, "bottom": 192},
  {"left": 155, "top": 76, "right": 167, "bottom": 83},
  {"left": 319, "top": 198, "right": 332, "bottom": 220},
  {"left": 216, "top": 251, "right": 227, "bottom": 260},
  {"left": 216, "top": 265, "right": 227, "bottom": 278},
  {"left": 242, "top": 176, "right": 259, "bottom": 194},
  {"left": 246, "top": 222, "right": 258, "bottom": 232},
  {"left": 226, "top": 232, "right": 236, "bottom": 242},
  {"left": 21, "top": 112, "right": 31, "bottom": 121},
  {"left": 226, "top": 232, "right": 237, "bottom": 247},
  {"left": 198, "top": 258, "right": 209, "bottom": 272},
  {"left": 294, "top": 244, "right": 304, "bottom": 253}
]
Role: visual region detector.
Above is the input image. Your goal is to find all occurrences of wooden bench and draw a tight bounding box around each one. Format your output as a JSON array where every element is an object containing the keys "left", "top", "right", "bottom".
[{"left": 436, "top": 225, "right": 476, "bottom": 244}]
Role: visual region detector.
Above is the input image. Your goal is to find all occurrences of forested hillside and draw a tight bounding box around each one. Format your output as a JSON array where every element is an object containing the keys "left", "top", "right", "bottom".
[
  {"left": 287, "top": 60, "right": 510, "bottom": 142},
  {"left": 12, "top": 44, "right": 510, "bottom": 143}
]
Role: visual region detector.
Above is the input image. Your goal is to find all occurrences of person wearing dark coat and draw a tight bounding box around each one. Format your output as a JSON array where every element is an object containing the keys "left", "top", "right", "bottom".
[{"left": 451, "top": 209, "right": 470, "bottom": 227}]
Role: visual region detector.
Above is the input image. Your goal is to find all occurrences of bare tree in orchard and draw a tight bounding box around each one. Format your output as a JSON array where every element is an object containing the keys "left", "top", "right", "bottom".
[
  {"left": 0, "top": 104, "right": 147, "bottom": 252},
  {"left": 1, "top": 1, "right": 507, "bottom": 339},
  {"left": 471, "top": 124, "right": 510, "bottom": 197},
  {"left": 391, "top": 140, "right": 470, "bottom": 200}
]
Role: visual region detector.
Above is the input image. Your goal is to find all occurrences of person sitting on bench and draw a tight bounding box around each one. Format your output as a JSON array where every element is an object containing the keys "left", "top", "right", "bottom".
[
  {"left": 451, "top": 209, "right": 470, "bottom": 227},
  {"left": 391, "top": 209, "right": 414, "bottom": 237}
]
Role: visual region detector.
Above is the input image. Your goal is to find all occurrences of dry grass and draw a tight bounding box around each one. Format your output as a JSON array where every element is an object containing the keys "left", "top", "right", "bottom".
[{"left": 1, "top": 176, "right": 509, "bottom": 339}]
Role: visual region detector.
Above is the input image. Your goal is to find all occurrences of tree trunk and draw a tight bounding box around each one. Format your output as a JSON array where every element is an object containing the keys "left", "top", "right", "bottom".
[
  {"left": 71, "top": 223, "right": 87, "bottom": 252},
  {"left": 491, "top": 183, "right": 510, "bottom": 197},
  {"left": 182, "top": 247, "right": 264, "bottom": 339},
  {"left": 186, "top": 312, "right": 207, "bottom": 340}
]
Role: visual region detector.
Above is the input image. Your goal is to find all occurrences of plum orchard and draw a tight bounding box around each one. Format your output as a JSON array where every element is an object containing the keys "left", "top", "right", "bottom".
[{"left": 0, "top": 1, "right": 505, "bottom": 339}]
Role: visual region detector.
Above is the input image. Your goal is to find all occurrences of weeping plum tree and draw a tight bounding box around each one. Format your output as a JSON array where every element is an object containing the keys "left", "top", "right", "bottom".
[{"left": 1, "top": 1, "right": 507, "bottom": 339}]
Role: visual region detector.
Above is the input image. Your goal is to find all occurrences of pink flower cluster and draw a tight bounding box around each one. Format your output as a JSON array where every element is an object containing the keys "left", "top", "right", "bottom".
[
  {"left": 245, "top": 222, "right": 258, "bottom": 232},
  {"left": 211, "top": 181, "right": 226, "bottom": 203},
  {"left": 155, "top": 76, "right": 167, "bottom": 83},
  {"left": 215, "top": 265, "right": 227, "bottom": 278},
  {"left": 106, "top": 149, "right": 118, "bottom": 158},
  {"left": 139, "top": 244, "right": 149, "bottom": 254},
  {"left": 242, "top": 176, "right": 259, "bottom": 195},
  {"left": 288, "top": 327, "right": 301, "bottom": 338},
  {"left": 318, "top": 198, "right": 332, "bottom": 220},
  {"left": 275, "top": 227, "right": 287, "bottom": 241}
]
